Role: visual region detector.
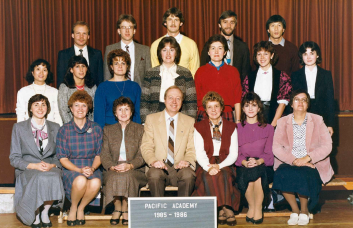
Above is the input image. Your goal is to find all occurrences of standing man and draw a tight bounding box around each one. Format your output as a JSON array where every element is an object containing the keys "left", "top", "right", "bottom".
[
  {"left": 266, "top": 15, "right": 300, "bottom": 76},
  {"left": 141, "top": 85, "right": 196, "bottom": 197},
  {"left": 103, "top": 14, "right": 151, "bottom": 86},
  {"left": 200, "top": 10, "right": 250, "bottom": 80},
  {"left": 150, "top": 7, "right": 200, "bottom": 77},
  {"left": 57, "top": 21, "right": 103, "bottom": 87}
]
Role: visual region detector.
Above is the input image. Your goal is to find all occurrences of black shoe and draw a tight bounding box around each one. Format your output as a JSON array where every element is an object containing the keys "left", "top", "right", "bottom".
[
  {"left": 246, "top": 216, "right": 254, "bottom": 223},
  {"left": 253, "top": 217, "right": 264, "bottom": 224},
  {"left": 263, "top": 207, "right": 276, "bottom": 212},
  {"left": 31, "top": 223, "right": 41, "bottom": 228},
  {"left": 110, "top": 210, "right": 121, "bottom": 225},
  {"left": 76, "top": 219, "right": 85, "bottom": 225},
  {"left": 67, "top": 220, "right": 76, "bottom": 226},
  {"left": 42, "top": 221, "right": 52, "bottom": 227},
  {"left": 122, "top": 211, "right": 128, "bottom": 226}
]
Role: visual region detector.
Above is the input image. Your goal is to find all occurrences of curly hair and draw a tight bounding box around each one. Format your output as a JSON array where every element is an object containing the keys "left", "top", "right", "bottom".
[
  {"left": 112, "top": 96, "right": 135, "bottom": 121},
  {"left": 63, "top": 56, "right": 95, "bottom": 88},
  {"left": 240, "top": 92, "right": 267, "bottom": 127},
  {"left": 67, "top": 90, "right": 93, "bottom": 112},
  {"left": 202, "top": 91, "right": 225, "bottom": 112},
  {"left": 28, "top": 94, "right": 51, "bottom": 118},
  {"left": 107, "top": 49, "right": 131, "bottom": 78},
  {"left": 25, "top": 59, "right": 54, "bottom": 84},
  {"left": 253, "top": 41, "right": 278, "bottom": 66}
]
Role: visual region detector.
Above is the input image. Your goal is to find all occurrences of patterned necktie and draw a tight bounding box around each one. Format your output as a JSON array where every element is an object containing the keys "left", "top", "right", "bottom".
[
  {"left": 125, "top": 45, "right": 131, "bottom": 80},
  {"left": 31, "top": 122, "right": 48, "bottom": 155},
  {"left": 166, "top": 118, "right": 175, "bottom": 166},
  {"left": 226, "top": 39, "right": 231, "bottom": 65},
  {"left": 79, "top": 49, "right": 83, "bottom": 56}
]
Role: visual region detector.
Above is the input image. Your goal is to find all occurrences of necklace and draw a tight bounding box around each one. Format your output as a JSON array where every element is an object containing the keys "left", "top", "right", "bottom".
[
  {"left": 114, "top": 81, "right": 126, "bottom": 95},
  {"left": 31, "top": 83, "right": 46, "bottom": 94}
]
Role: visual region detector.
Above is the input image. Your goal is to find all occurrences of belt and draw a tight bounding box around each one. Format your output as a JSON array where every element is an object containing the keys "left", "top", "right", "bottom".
[{"left": 262, "top": 101, "right": 271, "bottom": 106}]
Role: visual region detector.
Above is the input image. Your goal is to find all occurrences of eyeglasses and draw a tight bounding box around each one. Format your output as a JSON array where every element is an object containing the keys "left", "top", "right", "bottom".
[
  {"left": 120, "top": 26, "right": 133, "bottom": 30},
  {"left": 294, "top": 98, "right": 308, "bottom": 103}
]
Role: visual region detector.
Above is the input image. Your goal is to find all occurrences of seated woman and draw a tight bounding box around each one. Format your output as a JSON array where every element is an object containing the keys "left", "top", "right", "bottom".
[
  {"left": 140, "top": 36, "right": 197, "bottom": 123},
  {"left": 100, "top": 97, "right": 147, "bottom": 226},
  {"left": 192, "top": 91, "right": 240, "bottom": 226},
  {"left": 95, "top": 49, "right": 141, "bottom": 128},
  {"left": 194, "top": 34, "right": 242, "bottom": 123},
  {"left": 10, "top": 94, "right": 65, "bottom": 228},
  {"left": 16, "top": 59, "right": 62, "bottom": 125},
  {"left": 235, "top": 92, "right": 274, "bottom": 224},
  {"left": 56, "top": 90, "right": 103, "bottom": 226},
  {"left": 272, "top": 90, "right": 334, "bottom": 226},
  {"left": 58, "top": 55, "right": 97, "bottom": 123},
  {"left": 291, "top": 41, "right": 335, "bottom": 136},
  {"left": 242, "top": 41, "right": 292, "bottom": 126}
]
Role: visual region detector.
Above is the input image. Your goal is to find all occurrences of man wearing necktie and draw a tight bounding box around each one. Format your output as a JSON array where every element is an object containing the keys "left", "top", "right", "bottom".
[
  {"left": 200, "top": 10, "right": 250, "bottom": 81},
  {"left": 103, "top": 14, "right": 151, "bottom": 86},
  {"left": 57, "top": 21, "right": 103, "bottom": 87},
  {"left": 141, "top": 85, "right": 196, "bottom": 197}
]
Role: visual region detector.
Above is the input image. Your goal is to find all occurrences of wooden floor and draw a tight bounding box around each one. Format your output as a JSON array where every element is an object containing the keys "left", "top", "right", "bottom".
[{"left": 0, "top": 200, "right": 352, "bottom": 228}]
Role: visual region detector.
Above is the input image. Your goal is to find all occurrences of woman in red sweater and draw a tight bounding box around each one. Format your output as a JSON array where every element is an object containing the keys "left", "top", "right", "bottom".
[{"left": 194, "top": 34, "right": 242, "bottom": 123}]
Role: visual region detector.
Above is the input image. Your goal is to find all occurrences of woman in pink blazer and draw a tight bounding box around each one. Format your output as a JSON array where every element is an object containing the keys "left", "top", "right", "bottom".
[{"left": 272, "top": 89, "right": 334, "bottom": 226}]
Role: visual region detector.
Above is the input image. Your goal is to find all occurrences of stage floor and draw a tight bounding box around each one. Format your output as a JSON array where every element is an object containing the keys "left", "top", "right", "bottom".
[{"left": 0, "top": 200, "right": 352, "bottom": 227}]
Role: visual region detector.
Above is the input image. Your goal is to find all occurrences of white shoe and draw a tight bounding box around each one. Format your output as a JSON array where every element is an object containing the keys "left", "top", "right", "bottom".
[
  {"left": 287, "top": 213, "right": 299, "bottom": 225},
  {"left": 298, "top": 213, "right": 310, "bottom": 225}
]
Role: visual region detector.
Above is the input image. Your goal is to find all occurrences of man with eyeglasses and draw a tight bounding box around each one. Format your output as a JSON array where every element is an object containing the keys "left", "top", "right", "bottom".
[
  {"left": 150, "top": 7, "right": 200, "bottom": 77},
  {"left": 103, "top": 14, "right": 151, "bottom": 86}
]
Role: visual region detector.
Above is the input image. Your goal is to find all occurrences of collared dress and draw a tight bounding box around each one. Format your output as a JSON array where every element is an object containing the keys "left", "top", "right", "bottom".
[{"left": 56, "top": 119, "right": 103, "bottom": 206}]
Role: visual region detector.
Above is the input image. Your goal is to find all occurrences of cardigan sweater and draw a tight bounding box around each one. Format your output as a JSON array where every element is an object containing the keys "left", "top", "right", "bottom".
[
  {"left": 150, "top": 35, "right": 200, "bottom": 77},
  {"left": 140, "top": 65, "right": 197, "bottom": 123},
  {"left": 195, "top": 63, "right": 242, "bottom": 112}
]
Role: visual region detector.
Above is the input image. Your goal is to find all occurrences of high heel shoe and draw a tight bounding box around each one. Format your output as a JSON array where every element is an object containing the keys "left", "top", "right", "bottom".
[
  {"left": 253, "top": 217, "right": 264, "bottom": 224},
  {"left": 122, "top": 211, "right": 128, "bottom": 226},
  {"left": 31, "top": 223, "right": 41, "bottom": 228},
  {"left": 67, "top": 220, "right": 76, "bottom": 226},
  {"left": 110, "top": 210, "right": 121, "bottom": 225},
  {"left": 246, "top": 216, "right": 254, "bottom": 223},
  {"left": 42, "top": 220, "right": 52, "bottom": 227}
]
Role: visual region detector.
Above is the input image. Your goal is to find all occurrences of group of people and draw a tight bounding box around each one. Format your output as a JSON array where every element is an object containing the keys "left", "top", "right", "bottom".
[{"left": 10, "top": 6, "right": 335, "bottom": 228}]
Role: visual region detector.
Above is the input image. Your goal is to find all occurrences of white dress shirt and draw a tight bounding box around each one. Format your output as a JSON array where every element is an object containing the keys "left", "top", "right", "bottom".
[
  {"left": 194, "top": 124, "right": 238, "bottom": 171},
  {"left": 166, "top": 33, "right": 183, "bottom": 44},
  {"left": 159, "top": 64, "right": 179, "bottom": 102},
  {"left": 121, "top": 41, "right": 135, "bottom": 81},
  {"left": 269, "top": 37, "right": 285, "bottom": 47},
  {"left": 74, "top": 45, "right": 89, "bottom": 65},
  {"left": 305, "top": 65, "right": 318, "bottom": 99}
]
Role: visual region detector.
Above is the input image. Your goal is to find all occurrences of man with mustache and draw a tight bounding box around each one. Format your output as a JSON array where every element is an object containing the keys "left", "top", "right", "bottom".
[
  {"left": 57, "top": 21, "right": 103, "bottom": 87},
  {"left": 200, "top": 10, "right": 250, "bottom": 81},
  {"left": 150, "top": 7, "right": 200, "bottom": 77}
]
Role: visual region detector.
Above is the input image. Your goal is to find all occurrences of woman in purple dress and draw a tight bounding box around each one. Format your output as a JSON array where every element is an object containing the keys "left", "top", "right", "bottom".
[
  {"left": 236, "top": 92, "right": 274, "bottom": 224},
  {"left": 56, "top": 90, "right": 103, "bottom": 226}
]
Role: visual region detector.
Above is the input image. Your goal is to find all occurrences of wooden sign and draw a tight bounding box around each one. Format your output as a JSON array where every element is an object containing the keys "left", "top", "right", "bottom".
[{"left": 128, "top": 197, "right": 217, "bottom": 228}]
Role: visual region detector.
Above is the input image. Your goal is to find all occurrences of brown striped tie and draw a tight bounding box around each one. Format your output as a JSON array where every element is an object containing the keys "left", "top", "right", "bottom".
[{"left": 166, "top": 118, "right": 174, "bottom": 166}]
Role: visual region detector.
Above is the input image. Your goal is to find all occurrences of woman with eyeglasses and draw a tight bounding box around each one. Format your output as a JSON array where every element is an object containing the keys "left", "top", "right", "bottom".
[{"left": 272, "top": 89, "right": 334, "bottom": 226}]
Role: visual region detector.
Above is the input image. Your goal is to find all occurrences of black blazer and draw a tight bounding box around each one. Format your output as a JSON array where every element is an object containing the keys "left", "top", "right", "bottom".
[
  {"left": 200, "top": 35, "right": 250, "bottom": 80},
  {"left": 291, "top": 66, "right": 335, "bottom": 127},
  {"left": 248, "top": 67, "right": 282, "bottom": 124},
  {"left": 56, "top": 46, "right": 103, "bottom": 87}
]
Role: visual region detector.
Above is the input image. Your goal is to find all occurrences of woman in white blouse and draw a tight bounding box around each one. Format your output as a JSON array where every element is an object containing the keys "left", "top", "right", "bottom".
[
  {"left": 16, "top": 59, "right": 62, "bottom": 125},
  {"left": 192, "top": 91, "right": 240, "bottom": 226}
]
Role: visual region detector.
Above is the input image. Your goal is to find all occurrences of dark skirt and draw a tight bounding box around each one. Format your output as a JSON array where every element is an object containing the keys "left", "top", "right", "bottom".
[
  {"left": 272, "top": 164, "right": 322, "bottom": 210},
  {"left": 196, "top": 110, "right": 235, "bottom": 122},
  {"left": 192, "top": 165, "right": 240, "bottom": 211},
  {"left": 236, "top": 165, "right": 274, "bottom": 206}
]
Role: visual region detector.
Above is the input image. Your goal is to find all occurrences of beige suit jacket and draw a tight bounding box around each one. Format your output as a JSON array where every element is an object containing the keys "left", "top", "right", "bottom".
[{"left": 141, "top": 110, "right": 196, "bottom": 170}]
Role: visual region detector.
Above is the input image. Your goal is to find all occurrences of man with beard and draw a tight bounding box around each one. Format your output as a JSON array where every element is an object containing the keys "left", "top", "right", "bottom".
[{"left": 200, "top": 10, "right": 250, "bottom": 80}]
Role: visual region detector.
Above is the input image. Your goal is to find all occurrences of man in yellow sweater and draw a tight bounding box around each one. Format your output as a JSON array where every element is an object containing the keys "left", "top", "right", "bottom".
[{"left": 150, "top": 7, "right": 200, "bottom": 77}]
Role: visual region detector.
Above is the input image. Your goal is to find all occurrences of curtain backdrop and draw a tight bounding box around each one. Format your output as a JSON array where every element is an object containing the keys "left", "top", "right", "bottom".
[{"left": 0, "top": 0, "right": 352, "bottom": 113}]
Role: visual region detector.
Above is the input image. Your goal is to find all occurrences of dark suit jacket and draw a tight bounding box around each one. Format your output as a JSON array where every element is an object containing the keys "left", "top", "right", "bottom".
[
  {"left": 291, "top": 66, "right": 335, "bottom": 127},
  {"left": 200, "top": 35, "right": 250, "bottom": 80},
  {"left": 56, "top": 46, "right": 103, "bottom": 87},
  {"left": 103, "top": 41, "right": 151, "bottom": 87}
]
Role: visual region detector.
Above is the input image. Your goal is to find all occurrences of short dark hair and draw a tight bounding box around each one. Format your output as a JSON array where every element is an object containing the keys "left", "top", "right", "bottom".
[
  {"left": 289, "top": 89, "right": 310, "bottom": 108},
  {"left": 116, "top": 14, "right": 137, "bottom": 29},
  {"left": 72, "top": 21, "right": 90, "bottom": 35},
  {"left": 112, "top": 97, "right": 135, "bottom": 121},
  {"left": 206, "top": 34, "right": 229, "bottom": 53},
  {"left": 298, "top": 41, "right": 322, "bottom": 66},
  {"left": 28, "top": 94, "right": 51, "bottom": 118},
  {"left": 218, "top": 10, "right": 238, "bottom": 25},
  {"left": 240, "top": 92, "right": 267, "bottom": 127},
  {"left": 164, "top": 85, "right": 184, "bottom": 101},
  {"left": 25, "top": 59, "right": 54, "bottom": 84},
  {"left": 253, "top": 41, "right": 278, "bottom": 66},
  {"left": 107, "top": 49, "right": 131, "bottom": 78},
  {"left": 266, "top": 15, "right": 286, "bottom": 37},
  {"left": 202, "top": 91, "right": 225, "bottom": 112},
  {"left": 63, "top": 56, "right": 95, "bottom": 88},
  {"left": 68, "top": 90, "right": 93, "bottom": 111},
  {"left": 157, "top": 36, "right": 181, "bottom": 65},
  {"left": 162, "top": 7, "right": 185, "bottom": 26}
]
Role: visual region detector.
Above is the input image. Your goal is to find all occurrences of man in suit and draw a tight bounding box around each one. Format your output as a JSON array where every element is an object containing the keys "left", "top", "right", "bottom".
[
  {"left": 141, "top": 85, "right": 196, "bottom": 197},
  {"left": 200, "top": 10, "right": 250, "bottom": 80},
  {"left": 57, "top": 21, "right": 103, "bottom": 87},
  {"left": 150, "top": 7, "right": 200, "bottom": 77},
  {"left": 103, "top": 14, "right": 151, "bottom": 86}
]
